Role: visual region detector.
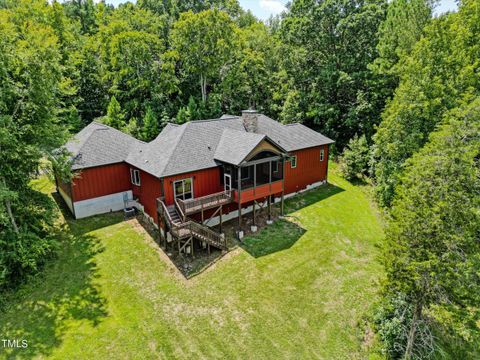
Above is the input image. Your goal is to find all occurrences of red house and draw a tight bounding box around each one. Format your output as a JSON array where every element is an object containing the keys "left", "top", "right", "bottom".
[{"left": 57, "top": 110, "right": 333, "bottom": 249}]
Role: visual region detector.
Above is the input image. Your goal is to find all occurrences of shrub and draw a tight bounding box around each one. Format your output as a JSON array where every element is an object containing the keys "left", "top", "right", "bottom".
[{"left": 339, "top": 134, "right": 370, "bottom": 181}]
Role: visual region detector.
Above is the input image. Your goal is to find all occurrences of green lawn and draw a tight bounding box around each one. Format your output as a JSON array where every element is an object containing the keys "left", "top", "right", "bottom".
[{"left": 0, "top": 166, "right": 384, "bottom": 359}]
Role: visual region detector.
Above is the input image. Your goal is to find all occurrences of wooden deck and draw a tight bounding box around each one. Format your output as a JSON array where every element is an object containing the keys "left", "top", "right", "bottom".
[
  {"left": 157, "top": 198, "right": 227, "bottom": 251},
  {"left": 177, "top": 191, "right": 233, "bottom": 215}
]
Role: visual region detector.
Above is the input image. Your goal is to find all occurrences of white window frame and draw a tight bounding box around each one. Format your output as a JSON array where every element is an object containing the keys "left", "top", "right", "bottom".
[
  {"left": 224, "top": 173, "right": 231, "bottom": 193},
  {"left": 290, "top": 155, "right": 297, "bottom": 169},
  {"left": 320, "top": 148, "right": 325, "bottom": 162},
  {"left": 130, "top": 168, "right": 141, "bottom": 186},
  {"left": 173, "top": 178, "right": 194, "bottom": 200}
]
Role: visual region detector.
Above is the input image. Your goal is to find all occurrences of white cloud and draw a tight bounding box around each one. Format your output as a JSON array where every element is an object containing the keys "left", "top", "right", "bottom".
[{"left": 259, "top": 0, "right": 286, "bottom": 14}]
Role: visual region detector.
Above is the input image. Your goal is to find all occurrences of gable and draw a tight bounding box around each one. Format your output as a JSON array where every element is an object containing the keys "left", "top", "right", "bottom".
[{"left": 244, "top": 139, "right": 284, "bottom": 163}]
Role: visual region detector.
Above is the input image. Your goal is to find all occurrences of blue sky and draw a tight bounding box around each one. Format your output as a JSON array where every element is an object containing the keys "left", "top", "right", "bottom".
[{"left": 96, "top": 0, "right": 458, "bottom": 20}]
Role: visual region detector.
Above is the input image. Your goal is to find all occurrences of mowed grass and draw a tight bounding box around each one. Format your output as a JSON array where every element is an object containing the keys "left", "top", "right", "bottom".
[{"left": 0, "top": 165, "right": 384, "bottom": 359}]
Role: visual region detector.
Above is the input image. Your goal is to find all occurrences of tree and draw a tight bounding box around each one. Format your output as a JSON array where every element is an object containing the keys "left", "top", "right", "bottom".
[
  {"left": 141, "top": 107, "right": 159, "bottom": 141},
  {"left": 0, "top": 0, "right": 69, "bottom": 289},
  {"left": 339, "top": 135, "right": 370, "bottom": 181},
  {"left": 104, "top": 96, "right": 125, "bottom": 129},
  {"left": 176, "top": 96, "right": 201, "bottom": 123},
  {"left": 279, "top": 0, "right": 388, "bottom": 149},
  {"left": 92, "top": 4, "right": 172, "bottom": 123},
  {"left": 171, "top": 9, "right": 237, "bottom": 102},
  {"left": 378, "top": 98, "right": 480, "bottom": 358},
  {"left": 124, "top": 117, "right": 140, "bottom": 139},
  {"left": 372, "top": 0, "right": 480, "bottom": 206},
  {"left": 107, "top": 30, "right": 165, "bottom": 119},
  {"left": 63, "top": 0, "right": 98, "bottom": 35},
  {"left": 221, "top": 22, "right": 281, "bottom": 115},
  {"left": 372, "top": 0, "right": 434, "bottom": 79},
  {"left": 138, "top": 0, "right": 241, "bottom": 19}
]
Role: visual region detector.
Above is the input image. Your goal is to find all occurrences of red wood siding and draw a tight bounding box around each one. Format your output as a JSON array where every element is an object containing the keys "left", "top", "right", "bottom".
[
  {"left": 72, "top": 163, "right": 131, "bottom": 202},
  {"left": 284, "top": 145, "right": 328, "bottom": 195},
  {"left": 162, "top": 167, "right": 223, "bottom": 206},
  {"left": 234, "top": 180, "right": 283, "bottom": 204},
  {"left": 130, "top": 166, "right": 162, "bottom": 223}
]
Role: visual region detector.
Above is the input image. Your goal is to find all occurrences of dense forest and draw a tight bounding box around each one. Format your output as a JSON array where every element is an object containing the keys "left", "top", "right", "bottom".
[{"left": 0, "top": 0, "right": 479, "bottom": 358}]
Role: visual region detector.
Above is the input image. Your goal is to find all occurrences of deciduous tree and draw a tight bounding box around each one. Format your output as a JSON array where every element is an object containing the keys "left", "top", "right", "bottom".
[
  {"left": 171, "top": 9, "right": 237, "bottom": 102},
  {"left": 378, "top": 98, "right": 480, "bottom": 358}
]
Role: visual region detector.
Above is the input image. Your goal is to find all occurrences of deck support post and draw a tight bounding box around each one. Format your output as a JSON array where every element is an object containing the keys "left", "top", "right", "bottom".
[
  {"left": 268, "top": 196, "right": 272, "bottom": 221},
  {"left": 253, "top": 163, "right": 256, "bottom": 196},
  {"left": 281, "top": 191, "right": 285, "bottom": 216},
  {"left": 237, "top": 166, "right": 242, "bottom": 229},
  {"left": 219, "top": 205, "right": 223, "bottom": 233},
  {"left": 253, "top": 201, "right": 256, "bottom": 225},
  {"left": 281, "top": 156, "right": 285, "bottom": 216}
]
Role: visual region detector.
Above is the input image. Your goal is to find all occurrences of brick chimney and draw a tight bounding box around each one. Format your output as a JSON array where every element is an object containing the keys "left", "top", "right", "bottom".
[{"left": 242, "top": 109, "right": 258, "bottom": 133}]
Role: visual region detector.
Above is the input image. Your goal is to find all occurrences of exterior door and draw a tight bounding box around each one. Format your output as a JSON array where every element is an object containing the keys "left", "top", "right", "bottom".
[{"left": 224, "top": 173, "right": 231, "bottom": 194}]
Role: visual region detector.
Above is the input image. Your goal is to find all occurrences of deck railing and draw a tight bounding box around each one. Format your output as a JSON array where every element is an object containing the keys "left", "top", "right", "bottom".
[
  {"left": 189, "top": 220, "right": 227, "bottom": 250},
  {"left": 177, "top": 190, "right": 232, "bottom": 215},
  {"left": 157, "top": 198, "right": 226, "bottom": 249},
  {"left": 157, "top": 199, "right": 173, "bottom": 224},
  {"left": 174, "top": 197, "right": 186, "bottom": 222}
]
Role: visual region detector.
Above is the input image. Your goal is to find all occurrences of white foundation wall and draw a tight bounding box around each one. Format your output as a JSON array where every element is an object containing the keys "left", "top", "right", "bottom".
[
  {"left": 73, "top": 190, "right": 133, "bottom": 219},
  {"left": 58, "top": 187, "right": 74, "bottom": 214}
]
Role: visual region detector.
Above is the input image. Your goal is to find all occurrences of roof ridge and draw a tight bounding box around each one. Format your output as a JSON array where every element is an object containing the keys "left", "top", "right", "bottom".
[
  {"left": 159, "top": 123, "right": 189, "bottom": 174},
  {"left": 91, "top": 120, "right": 146, "bottom": 144},
  {"left": 187, "top": 116, "right": 240, "bottom": 124}
]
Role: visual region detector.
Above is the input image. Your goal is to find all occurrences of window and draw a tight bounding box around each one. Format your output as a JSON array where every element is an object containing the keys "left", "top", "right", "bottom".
[
  {"left": 290, "top": 155, "right": 297, "bottom": 169},
  {"left": 272, "top": 160, "right": 279, "bottom": 173},
  {"left": 320, "top": 148, "right": 325, "bottom": 162},
  {"left": 241, "top": 166, "right": 251, "bottom": 180},
  {"left": 174, "top": 178, "right": 193, "bottom": 200},
  {"left": 130, "top": 169, "right": 141, "bottom": 186}
]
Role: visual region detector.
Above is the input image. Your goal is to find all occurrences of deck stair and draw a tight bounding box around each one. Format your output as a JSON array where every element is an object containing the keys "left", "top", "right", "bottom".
[
  {"left": 158, "top": 199, "right": 227, "bottom": 252},
  {"left": 166, "top": 205, "right": 182, "bottom": 226}
]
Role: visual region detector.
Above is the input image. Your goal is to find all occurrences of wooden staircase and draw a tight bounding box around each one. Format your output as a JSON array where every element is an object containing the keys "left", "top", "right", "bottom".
[
  {"left": 166, "top": 205, "right": 182, "bottom": 226},
  {"left": 158, "top": 199, "right": 227, "bottom": 252}
]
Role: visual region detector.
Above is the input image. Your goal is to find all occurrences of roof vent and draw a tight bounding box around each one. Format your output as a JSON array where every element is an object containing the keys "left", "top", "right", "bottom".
[{"left": 242, "top": 109, "right": 258, "bottom": 133}]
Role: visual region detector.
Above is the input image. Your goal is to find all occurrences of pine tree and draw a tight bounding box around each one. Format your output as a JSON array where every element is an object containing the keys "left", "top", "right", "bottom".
[
  {"left": 141, "top": 107, "right": 159, "bottom": 141},
  {"left": 123, "top": 117, "right": 140, "bottom": 139},
  {"left": 104, "top": 96, "right": 125, "bottom": 130},
  {"left": 339, "top": 134, "right": 370, "bottom": 181}
]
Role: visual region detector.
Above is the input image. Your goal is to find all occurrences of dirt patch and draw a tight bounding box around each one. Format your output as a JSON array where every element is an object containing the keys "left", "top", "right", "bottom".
[{"left": 128, "top": 201, "right": 284, "bottom": 279}]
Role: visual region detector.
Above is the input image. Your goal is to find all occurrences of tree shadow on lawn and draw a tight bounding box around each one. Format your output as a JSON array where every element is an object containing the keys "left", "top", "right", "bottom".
[
  {"left": 0, "top": 193, "right": 121, "bottom": 359},
  {"left": 241, "top": 219, "right": 307, "bottom": 258},
  {"left": 241, "top": 183, "right": 344, "bottom": 258},
  {"left": 284, "top": 182, "right": 345, "bottom": 214}
]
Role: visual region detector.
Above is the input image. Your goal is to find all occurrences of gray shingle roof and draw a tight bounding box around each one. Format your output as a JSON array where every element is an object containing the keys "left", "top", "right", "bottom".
[
  {"left": 126, "top": 115, "right": 332, "bottom": 177},
  {"left": 66, "top": 114, "right": 334, "bottom": 177},
  {"left": 214, "top": 129, "right": 266, "bottom": 165},
  {"left": 65, "top": 122, "right": 142, "bottom": 170}
]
